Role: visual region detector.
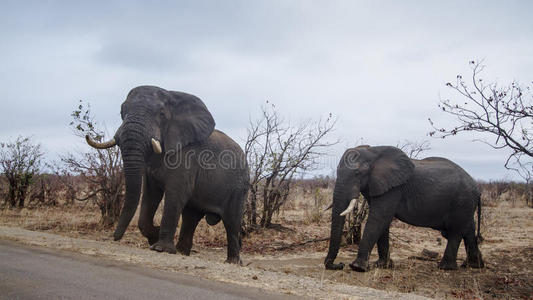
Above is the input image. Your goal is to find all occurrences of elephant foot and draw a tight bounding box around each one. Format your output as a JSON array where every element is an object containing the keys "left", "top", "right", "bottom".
[
  {"left": 113, "top": 231, "right": 123, "bottom": 241},
  {"left": 225, "top": 256, "right": 242, "bottom": 265},
  {"left": 438, "top": 260, "right": 458, "bottom": 270},
  {"left": 325, "top": 259, "right": 345, "bottom": 270},
  {"left": 150, "top": 241, "right": 177, "bottom": 254},
  {"left": 349, "top": 258, "right": 369, "bottom": 272},
  {"left": 142, "top": 226, "right": 160, "bottom": 246},
  {"left": 461, "top": 254, "right": 484, "bottom": 269},
  {"left": 176, "top": 244, "right": 192, "bottom": 256},
  {"left": 147, "top": 236, "right": 158, "bottom": 246},
  {"left": 374, "top": 258, "right": 394, "bottom": 269}
]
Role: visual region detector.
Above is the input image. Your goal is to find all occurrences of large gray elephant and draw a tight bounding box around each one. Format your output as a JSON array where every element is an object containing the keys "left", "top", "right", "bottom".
[
  {"left": 86, "top": 86, "right": 249, "bottom": 264},
  {"left": 325, "top": 145, "right": 484, "bottom": 271}
]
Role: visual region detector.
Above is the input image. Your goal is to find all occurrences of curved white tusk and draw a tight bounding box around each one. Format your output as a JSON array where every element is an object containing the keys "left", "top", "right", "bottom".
[
  {"left": 339, "top": 198, "right": 357, "bottom": 216},
  {"left": 85, "top": 135, "right": 116, "bottom": 149},
  {"left": 151, "top": 138, "right": 162, "bottom": 154}
]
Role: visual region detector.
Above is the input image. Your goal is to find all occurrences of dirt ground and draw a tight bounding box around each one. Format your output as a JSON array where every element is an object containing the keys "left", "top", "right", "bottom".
[{"left": 0, "top": 198, "right": 532, "bottom": 299}]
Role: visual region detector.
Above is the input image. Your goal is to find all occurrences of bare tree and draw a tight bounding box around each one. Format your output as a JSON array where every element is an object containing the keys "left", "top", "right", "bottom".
[
  {"left": 0, "top": 176, "right": 6, "bottom": 204},
  {"left": 58, "top": 101, "right": 125, "bottom": 226},
  {"left": 429, "top": 60, "right": 533, "bottom": 205},
  {"left": 27, "top": 174, "right": 63, "bottom": 207},
  {"left": 0, "top": 136, "right": 44, "bottom": 208},
  {"left": 244, "top": 103, "right": 337, "bottom": 230}
]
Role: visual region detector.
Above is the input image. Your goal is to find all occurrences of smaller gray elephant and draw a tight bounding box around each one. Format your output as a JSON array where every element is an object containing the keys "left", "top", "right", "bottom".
[{"left": 325, "top": 145, "right": 484, "bottom": 271}]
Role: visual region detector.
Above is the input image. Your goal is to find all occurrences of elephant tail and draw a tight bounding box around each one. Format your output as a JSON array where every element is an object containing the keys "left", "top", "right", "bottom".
[{"left": 476, "top": 194, "right": 484, "bottom": 244}]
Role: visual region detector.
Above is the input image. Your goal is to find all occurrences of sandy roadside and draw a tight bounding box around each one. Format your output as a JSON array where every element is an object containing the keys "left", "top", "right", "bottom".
[{"left": 0, "top": 225, "right": 430, "bottom": 300}]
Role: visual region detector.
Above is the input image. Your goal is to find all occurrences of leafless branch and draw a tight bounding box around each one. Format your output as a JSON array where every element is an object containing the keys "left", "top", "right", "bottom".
[
  {"left": 243, "top": 102, "right": 338, "bottom": 230},
  {"left": 429, "top": 60, "right": 533, "bottom": 180},
  {"left": 54, "top": 101, "right": 125, "bottom": 226},
  {"left": 396, "top": 140, "right": 431, "bottom": 159}
]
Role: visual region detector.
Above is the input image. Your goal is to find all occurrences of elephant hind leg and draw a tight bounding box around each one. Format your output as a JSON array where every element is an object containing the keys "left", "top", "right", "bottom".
[
  {"left": 222, "top": 191, "right": 245, "bottom": 265},
  {"left": 176, "top": 207, "right": 204, "bottom": 256},
  {"left": 222, "top": 216, "right": 242, "bottom": 265},
  {"left": 462, "top": 222, "right": 484, "bottom": 268},
  {"left": 375, "top": 227, "right": 394, "bottom": 269},
  {"left": 438, "top": 233, "right": 461, "bottom": 270}
]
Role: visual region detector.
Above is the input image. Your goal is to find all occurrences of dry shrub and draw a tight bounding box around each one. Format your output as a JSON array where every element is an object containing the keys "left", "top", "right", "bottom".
[
  {"left": 478, "top": 180, "right": 532, "bottom": 207},
  {"left": 302, "top": 187, "right": 330, "bottom": 224},
  {"left": 303, "top": 205, "right": 323, "bottom": 224},
  {"left": 26, "top": 174, "right": 64, "bottom": 207},
  {"left": 0, "top": 136, "right": 44, "bottom": 208},
  {"left": 293, "top": 176, "right": 334, "bottom": 193},
  {"left": 243, "top": 104, "right": 337, "bottom": 230},
  {"left": 0, "top": 175, "right": 6, "bottom": 205}
]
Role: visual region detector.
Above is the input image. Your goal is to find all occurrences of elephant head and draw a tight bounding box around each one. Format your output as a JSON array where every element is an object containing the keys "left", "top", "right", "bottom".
[
  {"left": 86, "top": 86, "right": 215, "bottom": 241},
  {"left": 325, "top": 145, "right": 414, "bottom": 269}
]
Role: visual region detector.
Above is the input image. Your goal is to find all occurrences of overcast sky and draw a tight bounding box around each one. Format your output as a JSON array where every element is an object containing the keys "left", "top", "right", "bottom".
[{"left": 1, "top": 0, "right": 532, "bottom": 180}]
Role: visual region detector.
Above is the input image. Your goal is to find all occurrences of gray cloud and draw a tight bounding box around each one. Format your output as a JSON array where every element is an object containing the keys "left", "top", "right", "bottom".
[{"left": 1, "top": 0, "right": 532, "bottom": 180}]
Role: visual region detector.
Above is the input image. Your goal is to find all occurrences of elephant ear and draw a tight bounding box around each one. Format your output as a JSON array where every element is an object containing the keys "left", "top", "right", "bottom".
[
  {"left": 368, "top": 146, "right": 414, "bottom": 197},
  {"left": 163, "top": 91, "right": 215, "bottom": 153}
]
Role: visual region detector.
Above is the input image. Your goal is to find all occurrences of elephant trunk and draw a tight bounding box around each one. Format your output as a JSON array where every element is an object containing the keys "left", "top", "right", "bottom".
[
  {"left": 113, "top": 121, "right": 150, "bottom": 241},
  {"left": 325, "top": 180, "right": 359, "bottom": 269},
  {"left": 113, "top": 160, "right": 144, "bottom": 240}
]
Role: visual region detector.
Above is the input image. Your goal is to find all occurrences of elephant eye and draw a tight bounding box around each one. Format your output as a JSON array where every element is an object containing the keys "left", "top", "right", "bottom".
[{"left": 159, "top": 109, "right": 171, "bottom": 120}]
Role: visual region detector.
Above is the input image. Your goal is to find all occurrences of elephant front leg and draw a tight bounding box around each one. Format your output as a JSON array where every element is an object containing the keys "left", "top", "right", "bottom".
[
  {"left": 150, "top": 189, "right": 186, "bottom": 254},
  {"left": 176, "top": 207, "right": 204, "bottom": 256},
  {"left": 138, "top": 177, "right": 163, "bottom": 246},
  {"left": 375, "top": 227, "right": 394, "bottom": 269},
  {"left": 350, "top": 195, "right": 396, "bottom": 272}
]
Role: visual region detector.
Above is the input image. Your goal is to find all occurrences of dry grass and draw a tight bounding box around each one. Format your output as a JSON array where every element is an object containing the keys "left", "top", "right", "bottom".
[
  {"left": 246, "top": 197, "right": 533, "bottom": 299},
  {"left": 1, "top": 186, "right": 532, "bottom": 299}
]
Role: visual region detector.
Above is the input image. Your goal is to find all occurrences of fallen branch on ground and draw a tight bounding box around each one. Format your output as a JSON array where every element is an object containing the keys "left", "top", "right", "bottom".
[
  {"left": 274, "top": 237, "right": 330, "bottom": 250},
  {"left": 409, "top": 248, "right": 440, "bottom": 261}
]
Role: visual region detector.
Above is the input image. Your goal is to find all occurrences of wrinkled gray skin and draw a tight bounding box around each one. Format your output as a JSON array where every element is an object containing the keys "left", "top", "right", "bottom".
[
  {"left": 87, "top": 86, "right": 249, "bottom": 264},
  {"left": 325, "top": 145, "right": 484, "bottom": 271}
]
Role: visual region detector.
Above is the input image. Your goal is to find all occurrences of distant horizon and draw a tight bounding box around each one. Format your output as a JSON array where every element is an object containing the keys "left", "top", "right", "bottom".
[{"left": 14, "top": 136, "right": 529, "bottom": 183}]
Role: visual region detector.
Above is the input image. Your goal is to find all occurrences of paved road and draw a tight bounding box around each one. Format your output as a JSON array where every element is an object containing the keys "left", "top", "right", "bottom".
[{"left": 0, "top": 240, "right": 294, "bottom": 300}]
